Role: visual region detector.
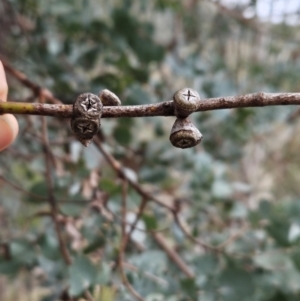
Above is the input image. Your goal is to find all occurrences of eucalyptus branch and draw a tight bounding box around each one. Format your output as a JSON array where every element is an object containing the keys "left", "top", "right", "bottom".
[
  {"left": 1, "top": 92, "right": 300, "bottom": 118},
  {"left": 2, "top": 60, "right": 300, "bottom": 149}
]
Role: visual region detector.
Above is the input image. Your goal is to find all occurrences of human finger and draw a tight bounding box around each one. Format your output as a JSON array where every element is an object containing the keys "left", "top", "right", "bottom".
[{"left": 0, "top": 60, "right": 19, "bottom": 151}]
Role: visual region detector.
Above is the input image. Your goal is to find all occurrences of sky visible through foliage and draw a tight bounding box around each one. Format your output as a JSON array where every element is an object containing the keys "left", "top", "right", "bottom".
[{"left": 221, "top": 0, "right": 300, "bottom": 24}]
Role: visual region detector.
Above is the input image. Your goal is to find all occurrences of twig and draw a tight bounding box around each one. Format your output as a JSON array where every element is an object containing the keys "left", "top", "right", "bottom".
[
  {"left": 84, "top": 290, "right": 95, "bottom": 301},
  {"left": 123, "top": 262, "right": 168, "bottom": 287},
  {"left": 1, "top": 92, "right": 300, "bottom": 118},
  {"left": 119, "top": 180, "right": 145, "bottom": 301},
  {"left": 0, "top": 174, "right": 88, "bottom": 204},
  {"left": 93, "top": 139, "right": 198, "bottom": 279},
  {"left": 0, "top": 174, "right": 48, "bottom": 201},
  {"left": 93, "top": 137, "right": 174, "bottom": 212},
  {"left": 2, "top": 59, "right": 61, "bottom": 104},
  {"left": 126, "top": 197, "right": 148, "bottom": 244},
  {"left": 152, "top": 232, "right": 194, "bottom": 278},
  {"left": 40, "top": 115, "right": 72, "bottom": 265},
  {"left": 287, "top": 107, "right": 300, "bottom": 121},
  {"left": 2, "top": 61, "right": 300, "bottom": 123},
  {"left": 173, "top": 213, "right": 219, "bottom": 252},
  {"left": 0, "top": 101, "right": 72, "bottom": 117},
  {"left": 216, "top": 224, "right": 248, "bottom": 250},
  {"left": 41, "top": 115, "right": 96, "bottom": 300},
  {"left": 120, "top": 180, "right": 128, "bottom": 245},
  {"left": 174, "top": 212, "right": 248, "bottom": 253},
  {"left": 105, "top": 205, "right": 167, "bottom": 234}
]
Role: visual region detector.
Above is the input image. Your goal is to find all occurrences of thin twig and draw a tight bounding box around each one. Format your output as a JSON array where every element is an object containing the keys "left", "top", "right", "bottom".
[
  {"left": 105, "top": 205, "right": 167, "bottom": 234},
  {"left": 173, "top": 212, "right": 219, "bottom": 252},
  {"left": 41, "top": 115, "right": 96, "bottom": 300},
  {"left": 0, "top": 174, "right": 88, "bottom": 204},
  {"left": 287, "top": 107, "right": 300, "bottom": 121},
  {"left": 216, "top": 224, "right": 248, "bottom": 250},
  {"left": 126, "top": 197, "right": 148, "bottom": 244},
  {"left": 84, "top": 290, "right": 95, "bottom": 301},
  {"left": 120, "top": 180, "right": 128, "bottom": 245},
  {"left": 93, "top": 137, "right": 174, "bottom": 212},
  {"left": 2, "top": 59, "right": 61, "bottom": 104},
  {"left": 123, "top": 262, "right": 168, "bottom": 287},
  {"left": 119, "top": 180, "right": 145, "bottom": 301},
  {"left": 0, "top": 101, "right": 72, "bottom": 117},
  {"left": 0, "top": 174, "right": 48, "bottom": 201},
  {"left": 41, "top": 115, "right": 72, "bottom": 265},
  {"left": 93, "top": 138, "right": 199, "bottom": 279},
  {"left": 1, "top": 92, "right": 300, "bottom": 118},
  {"left": 174, "top": 212, "right": 247, "bottom": 253},
  {"left": 152, "top": 232, "right": 194, "bottom": 278},
  {"left": 2, "top": 60, "right": 300, "bottom": 122}
]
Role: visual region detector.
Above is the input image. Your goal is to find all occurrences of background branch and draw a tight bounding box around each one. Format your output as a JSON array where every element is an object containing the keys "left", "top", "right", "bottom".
[
  {"left": 119, "top": 180, "right": 145, "bottom": 301},
  {"left": 40, "top": 114, "right": 72, "bottom": 266},
  {"left": 1, "top": 59, "right": 61, "bottom": 104},
  {"left": 152, "top": 232, "right": 194, "bottom": 278}
]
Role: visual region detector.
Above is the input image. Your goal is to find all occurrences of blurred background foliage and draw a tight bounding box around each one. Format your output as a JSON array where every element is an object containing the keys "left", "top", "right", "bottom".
[{"left": 1, "top": 0, "right": 300, "bottom": 300}]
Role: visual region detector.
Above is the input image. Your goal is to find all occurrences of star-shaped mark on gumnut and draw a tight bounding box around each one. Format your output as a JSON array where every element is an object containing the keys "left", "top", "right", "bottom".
[
  {"left": 80, "top": 95, "right": 98, "bottom": 113},
  {"left": 76, "top": 122, "right": 95, "bottom": 135}
]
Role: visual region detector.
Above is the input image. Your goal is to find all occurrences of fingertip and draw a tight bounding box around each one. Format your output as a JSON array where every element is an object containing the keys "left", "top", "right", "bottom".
[
  {"left": 0, "top": 60, "right": 8, "bottom": 102},
  {"left": 0, "top": 114, "right": 19, "bottom": 151}
]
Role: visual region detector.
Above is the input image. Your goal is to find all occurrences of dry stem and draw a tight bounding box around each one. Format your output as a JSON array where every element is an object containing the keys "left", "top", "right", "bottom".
[{"left": 1, "top": 92, "right": 300, "bottom": 119}]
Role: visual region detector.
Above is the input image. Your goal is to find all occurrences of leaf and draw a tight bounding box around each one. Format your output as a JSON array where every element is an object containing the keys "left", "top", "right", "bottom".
[
  {"left": 37, "top": 255, "right": 67, "bottom": 279},
  {"left": 291, "top": 249, "right": 300, "bottom": 271},
  {"left": 288, "top": 223, "right": 300, "bottom": 243},
  {"left": 194, "top": 254, "right": 219, "bottom": 276},
  {"left": 39, "top": 232, "right": 61, "bottom": 260},
  {"left": 142, "top": 214, "right": 158, "bottom": 231},
  {"left": 253, "top": 251, "right": 294, "bottom": 271},
  {"left": 267, "top": 218, "right": 291, "bottom": 247},
  {"left": 69, "top": 255, "right": 98, "bottom": 296},
  {"left": 69, "top": 255, "right": 111, "bottom": 297},
  {"left": 60, "top": 203, "right": 82, "bottom": 217},
  {"left": 145, "top": 293, "right": 165, "bottom": 301},
  {"left": 218, "top": 268, "right": 254, "bottom": 301},
  {"left": 211, "top": 180, "right": 232, "bottom": 199},
  {"left": 129, "top": 250, "right": 168, "bottom": 274},
  {"left": 10, "top": 239, "right": 36, "bottom": 265},
  {"left": 180, "top": 278, "right": 198, "bottom": 299},
  {"left": 26, "top": 181, "right": 48, "bottom": 203},
  {"left": 96, "top": 262, "right": 111, "bottom": 284},
  {"left": 0, "top": 260, "right": 21, "bottom": 276},
  {"left": 140, "top": 167, "right": 168, "bottom": 183},
  {"left": 113, "top": 118, "right": 133, "bottom": 145},
  {"left": 99, "top": 177, "right": 121, "bottom": 195},
  {"left": 91, "top": 74, "right": 122, "bottom": 94}
]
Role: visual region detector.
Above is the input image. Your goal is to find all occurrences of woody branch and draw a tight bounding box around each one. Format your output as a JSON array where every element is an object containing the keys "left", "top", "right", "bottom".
[{"left": 1, "top": 92, "right": 300, "bottom": 118}]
